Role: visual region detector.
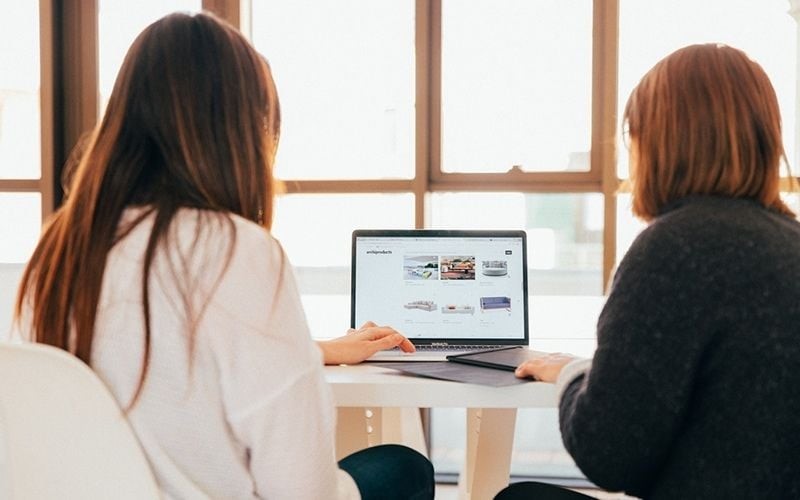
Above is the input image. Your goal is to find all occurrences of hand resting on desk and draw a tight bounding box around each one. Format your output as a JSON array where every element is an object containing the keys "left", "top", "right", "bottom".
[
  {"left": 317, "top": 321, "right": 415, "bottom": 365},
  {"left": 514, "top": 352, "right": 577, "bottom": 383}
]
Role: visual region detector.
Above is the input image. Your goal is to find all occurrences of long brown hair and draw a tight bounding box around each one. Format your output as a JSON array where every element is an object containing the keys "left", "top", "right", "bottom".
[
  {"left": 15, "top": 12, "right": 281, "bottom": 405},
  {"left": 623, "top": 43, "right": 792, "bottom": 221}
]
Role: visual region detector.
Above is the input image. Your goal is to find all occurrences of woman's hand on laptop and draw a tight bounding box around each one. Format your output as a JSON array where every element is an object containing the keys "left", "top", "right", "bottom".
[
  {"left": 514, "top": 352, "right": 576, "bottom": 383},
  {"left": 317, "top": 322, "right": 415, "bottom": 365}
]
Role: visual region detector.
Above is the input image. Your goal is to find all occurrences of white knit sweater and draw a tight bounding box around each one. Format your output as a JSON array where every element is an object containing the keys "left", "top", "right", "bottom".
[{"left": 56, "top": 208, "right": 358, "bottom": 499}]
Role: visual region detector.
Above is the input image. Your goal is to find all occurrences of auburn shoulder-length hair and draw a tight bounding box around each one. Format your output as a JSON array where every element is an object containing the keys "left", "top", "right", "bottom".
[
  {"left": 16, "top": 12, "right": 280, "bottom": 405},
  {"left": 624, "top": 43, "right": 792, "bottom": 221}
]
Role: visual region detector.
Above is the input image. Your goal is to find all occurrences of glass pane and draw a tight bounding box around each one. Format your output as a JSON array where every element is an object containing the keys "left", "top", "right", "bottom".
[
  {"left": 615, "top": 193, "right": 647, "bottom": 267},
  {"left": 301, "top": 295, "right": 350, "bottom": 340},
  {"left": 430, "top": 194, "right": 604, "bottom": 479},
  {"left": 618, "top": 0, "right": 797, "bottom": 179},
  {"left": 252, "top": 1, "right": 415, "bottom": 180},
  {"left": 441, "top": 0, "right": 592, "bottom": 173},
  {"left": 782, "top": 192, "right": 800, "bottom": 215},
  {"left": 274, "top": 194, "right": 414, "bottom": 339},
  {"left": 433, "top": 408, "right": 583, "bottom": 478},
  {"left": 272, "top": 193, "right": 414, "bottom": 268},
  {"left": 0, "top": 3, "right": 40, "bottom": 179},
  {"left": 0, "top": 193, "right": 41, "bottom": 263},
  {"left": 432, "top": 294, "right": 605, "bottom": 480},
  {"left": 430, "top": 193, "right": 603, "bottom": 295},
  {"left": 98, "top": 0, "right": 201, "bottom": 114}
]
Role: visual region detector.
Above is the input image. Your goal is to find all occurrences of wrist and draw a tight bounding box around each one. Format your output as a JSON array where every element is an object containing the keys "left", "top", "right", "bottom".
[{"left": 316, "top": 340, "right": 334, "bottom": 365}]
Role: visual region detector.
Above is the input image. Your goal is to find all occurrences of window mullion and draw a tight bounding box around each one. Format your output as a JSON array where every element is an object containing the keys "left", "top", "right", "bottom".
[
  {"left": 202, "top": 0, "right": 247, "bottom": 32},
  {"left": 50, "top": 0, "right": 98, "bottom": 210},
  {"left": 595, "top": 0, "right": 620, "bottom": 291},
  {"left": 415, "top": 0, "right": 434, "bottom": 229},
  {"left": 279, "top": 180, "right": 414, "bottom": 194}
]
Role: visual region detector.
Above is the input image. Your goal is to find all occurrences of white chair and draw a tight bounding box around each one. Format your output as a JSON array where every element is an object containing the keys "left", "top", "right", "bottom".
[{"left": 0, "top": 342, "right": 160, "bottom": 499}]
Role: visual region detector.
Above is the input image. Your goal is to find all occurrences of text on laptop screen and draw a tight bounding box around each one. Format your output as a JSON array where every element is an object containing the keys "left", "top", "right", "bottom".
[{"left": 352, "top": 233, "right": 527, "bottom": 341}]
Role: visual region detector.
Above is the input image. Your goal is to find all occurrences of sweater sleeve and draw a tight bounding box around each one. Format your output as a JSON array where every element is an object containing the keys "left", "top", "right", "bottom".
[
  {"left": 204, "top": 224, "right": 359, "bottom": 500},
  {"left": 559, "top": 221, "right": 724, "bottom": 496}
]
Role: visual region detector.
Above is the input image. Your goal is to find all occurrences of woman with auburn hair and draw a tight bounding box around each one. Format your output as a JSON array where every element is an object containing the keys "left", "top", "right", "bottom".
[
  {"left": 14, "top": 11, "right": 432, "bottom": 500},
  {"left": 497, "top": 44, "right": 800, "bottom": 499}
]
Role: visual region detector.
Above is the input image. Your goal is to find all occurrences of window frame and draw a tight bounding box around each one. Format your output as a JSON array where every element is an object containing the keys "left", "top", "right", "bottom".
[
  {"left": 261, "top": 0, "right": 621, "bottom": 288},
  {"left": 12, "top": 0, "right": 800, "bottom": 286}
]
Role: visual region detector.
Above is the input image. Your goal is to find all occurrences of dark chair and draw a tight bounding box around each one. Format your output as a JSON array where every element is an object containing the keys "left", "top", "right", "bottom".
[{"left": 494, "top": 481, "right": 597, "bottom": 500}]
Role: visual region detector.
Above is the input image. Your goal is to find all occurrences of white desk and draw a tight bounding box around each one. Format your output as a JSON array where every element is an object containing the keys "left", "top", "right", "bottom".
[{"left": 325, "top": 364, "right": 557, "bottom": 500}]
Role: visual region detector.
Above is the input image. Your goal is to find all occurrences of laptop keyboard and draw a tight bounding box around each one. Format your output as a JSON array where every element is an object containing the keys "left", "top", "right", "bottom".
[{"left": 414, "top": 345, "right": 498, "bottom": 351}]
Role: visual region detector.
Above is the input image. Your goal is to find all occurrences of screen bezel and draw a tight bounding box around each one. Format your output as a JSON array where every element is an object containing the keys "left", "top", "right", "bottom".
[{"left": 350, "top": 229, "right": 529, "bottom": 346}]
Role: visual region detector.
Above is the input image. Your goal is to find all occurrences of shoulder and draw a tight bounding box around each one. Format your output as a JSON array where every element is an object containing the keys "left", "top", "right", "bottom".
[
  {"left": 612, "top": 198, "right": 733, "bottom": 293},
  {"left": 167, "top": 209, "right": 286, "bottom": 274},
  {"left": 171, "top": 209, "right": 280, "bottom": 251},
  {"left": 149, "top": 209, "right": 292, "bottom": 318},
  {"left": 653, "top": 195, "right": 800, "bottom": 241},
  {"left": 223, "top": 212, "right": 285, "bottom": 268},
  {"left": 164, "top": 210, "right": 311, "bottom": 348},
  {"left": 615, "top": 196, "right": 800, "bottom": 296},
  {"left": 631, "top": 196, "right": 799, "bottom": 260}
]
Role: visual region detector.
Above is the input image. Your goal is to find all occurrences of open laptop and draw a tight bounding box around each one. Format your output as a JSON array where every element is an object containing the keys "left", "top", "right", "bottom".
[{"left": 351, "top": 229, "right": 529, "bottom": 361}]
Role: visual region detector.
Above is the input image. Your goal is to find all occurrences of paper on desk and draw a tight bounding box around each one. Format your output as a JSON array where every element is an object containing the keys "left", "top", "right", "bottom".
[{"left": 371, "top": 361, "right": 532, "bottom": 387}]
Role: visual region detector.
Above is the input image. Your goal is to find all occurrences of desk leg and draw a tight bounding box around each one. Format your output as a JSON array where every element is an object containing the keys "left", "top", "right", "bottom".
[
  {"left": 335, "top": 408, "right": 370, "bottom": 461},
  {"left": 458, "top": 408, "right": 517, "bottom": 500},
  {"left": 336, "top": 407, "right": 428, "bottom": 461},
  {"left": 376, "top": 407, "right": 428, "bottom": 457}
]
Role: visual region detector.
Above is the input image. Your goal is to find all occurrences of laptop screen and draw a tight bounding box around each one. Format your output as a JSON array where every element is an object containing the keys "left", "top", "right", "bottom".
[{"left": 351, "top": 230, "right": 529, "bottom": 345}]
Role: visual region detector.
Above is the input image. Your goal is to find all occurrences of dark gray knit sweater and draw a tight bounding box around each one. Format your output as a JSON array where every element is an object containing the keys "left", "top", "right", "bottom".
[{"left": 560, "top": 196, "right": 800, "bottom": 499}]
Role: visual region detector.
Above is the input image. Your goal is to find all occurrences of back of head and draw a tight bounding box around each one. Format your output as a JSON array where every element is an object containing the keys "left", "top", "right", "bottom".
[
  {"left": 624, "top": 43, "right": 791, "bottom": 220},
  {"left": 90, "top": 11, "right": 280, "bottom": 224},
  {"left": 17, "top": 11, "right": 281, "bottom": 379}
]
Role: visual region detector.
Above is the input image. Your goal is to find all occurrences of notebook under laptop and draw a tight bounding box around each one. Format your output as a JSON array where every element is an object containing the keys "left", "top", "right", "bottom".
[{"left": 351, "top": 229, "right": 530, "bottom": 361}]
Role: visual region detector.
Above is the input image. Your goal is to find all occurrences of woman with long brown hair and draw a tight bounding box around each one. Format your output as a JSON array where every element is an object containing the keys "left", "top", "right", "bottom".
[
  {"left": 15, "top": 11, "right": 432, "bottom": 500},
  {"left": 498, "top": 44, "right": 800, "bottom": 498}
]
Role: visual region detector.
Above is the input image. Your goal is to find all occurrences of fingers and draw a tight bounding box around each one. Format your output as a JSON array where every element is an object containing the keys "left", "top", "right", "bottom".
[
  {"left": 352, "top": 321, "right": 415, "bottom": 353},
  {"left": 381, "top": 334, "right": 416, "bottom": 353},
  {"left": 358, "top": 326, "right": 415, "bottom": 353},
  {"left": 514, "top": 361, "right": 539, "bottom": 380},
  {"left": 396, "top": 337, "right": 416, "bottom": 353},
  {"left": 514, "top": 353, "right": 550, "bottom": 379},
  {"left": 345, "top": 322, "right": 388, "bottom": 338},
  {"left": 374, "top": 333, "right": 411, "bottom": 352},
  {"left": 357, "top": 326, "right": 398, "bottom": 340},
  {"left": 514, "top": 352, "right": 576, "bottom": 382}
]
